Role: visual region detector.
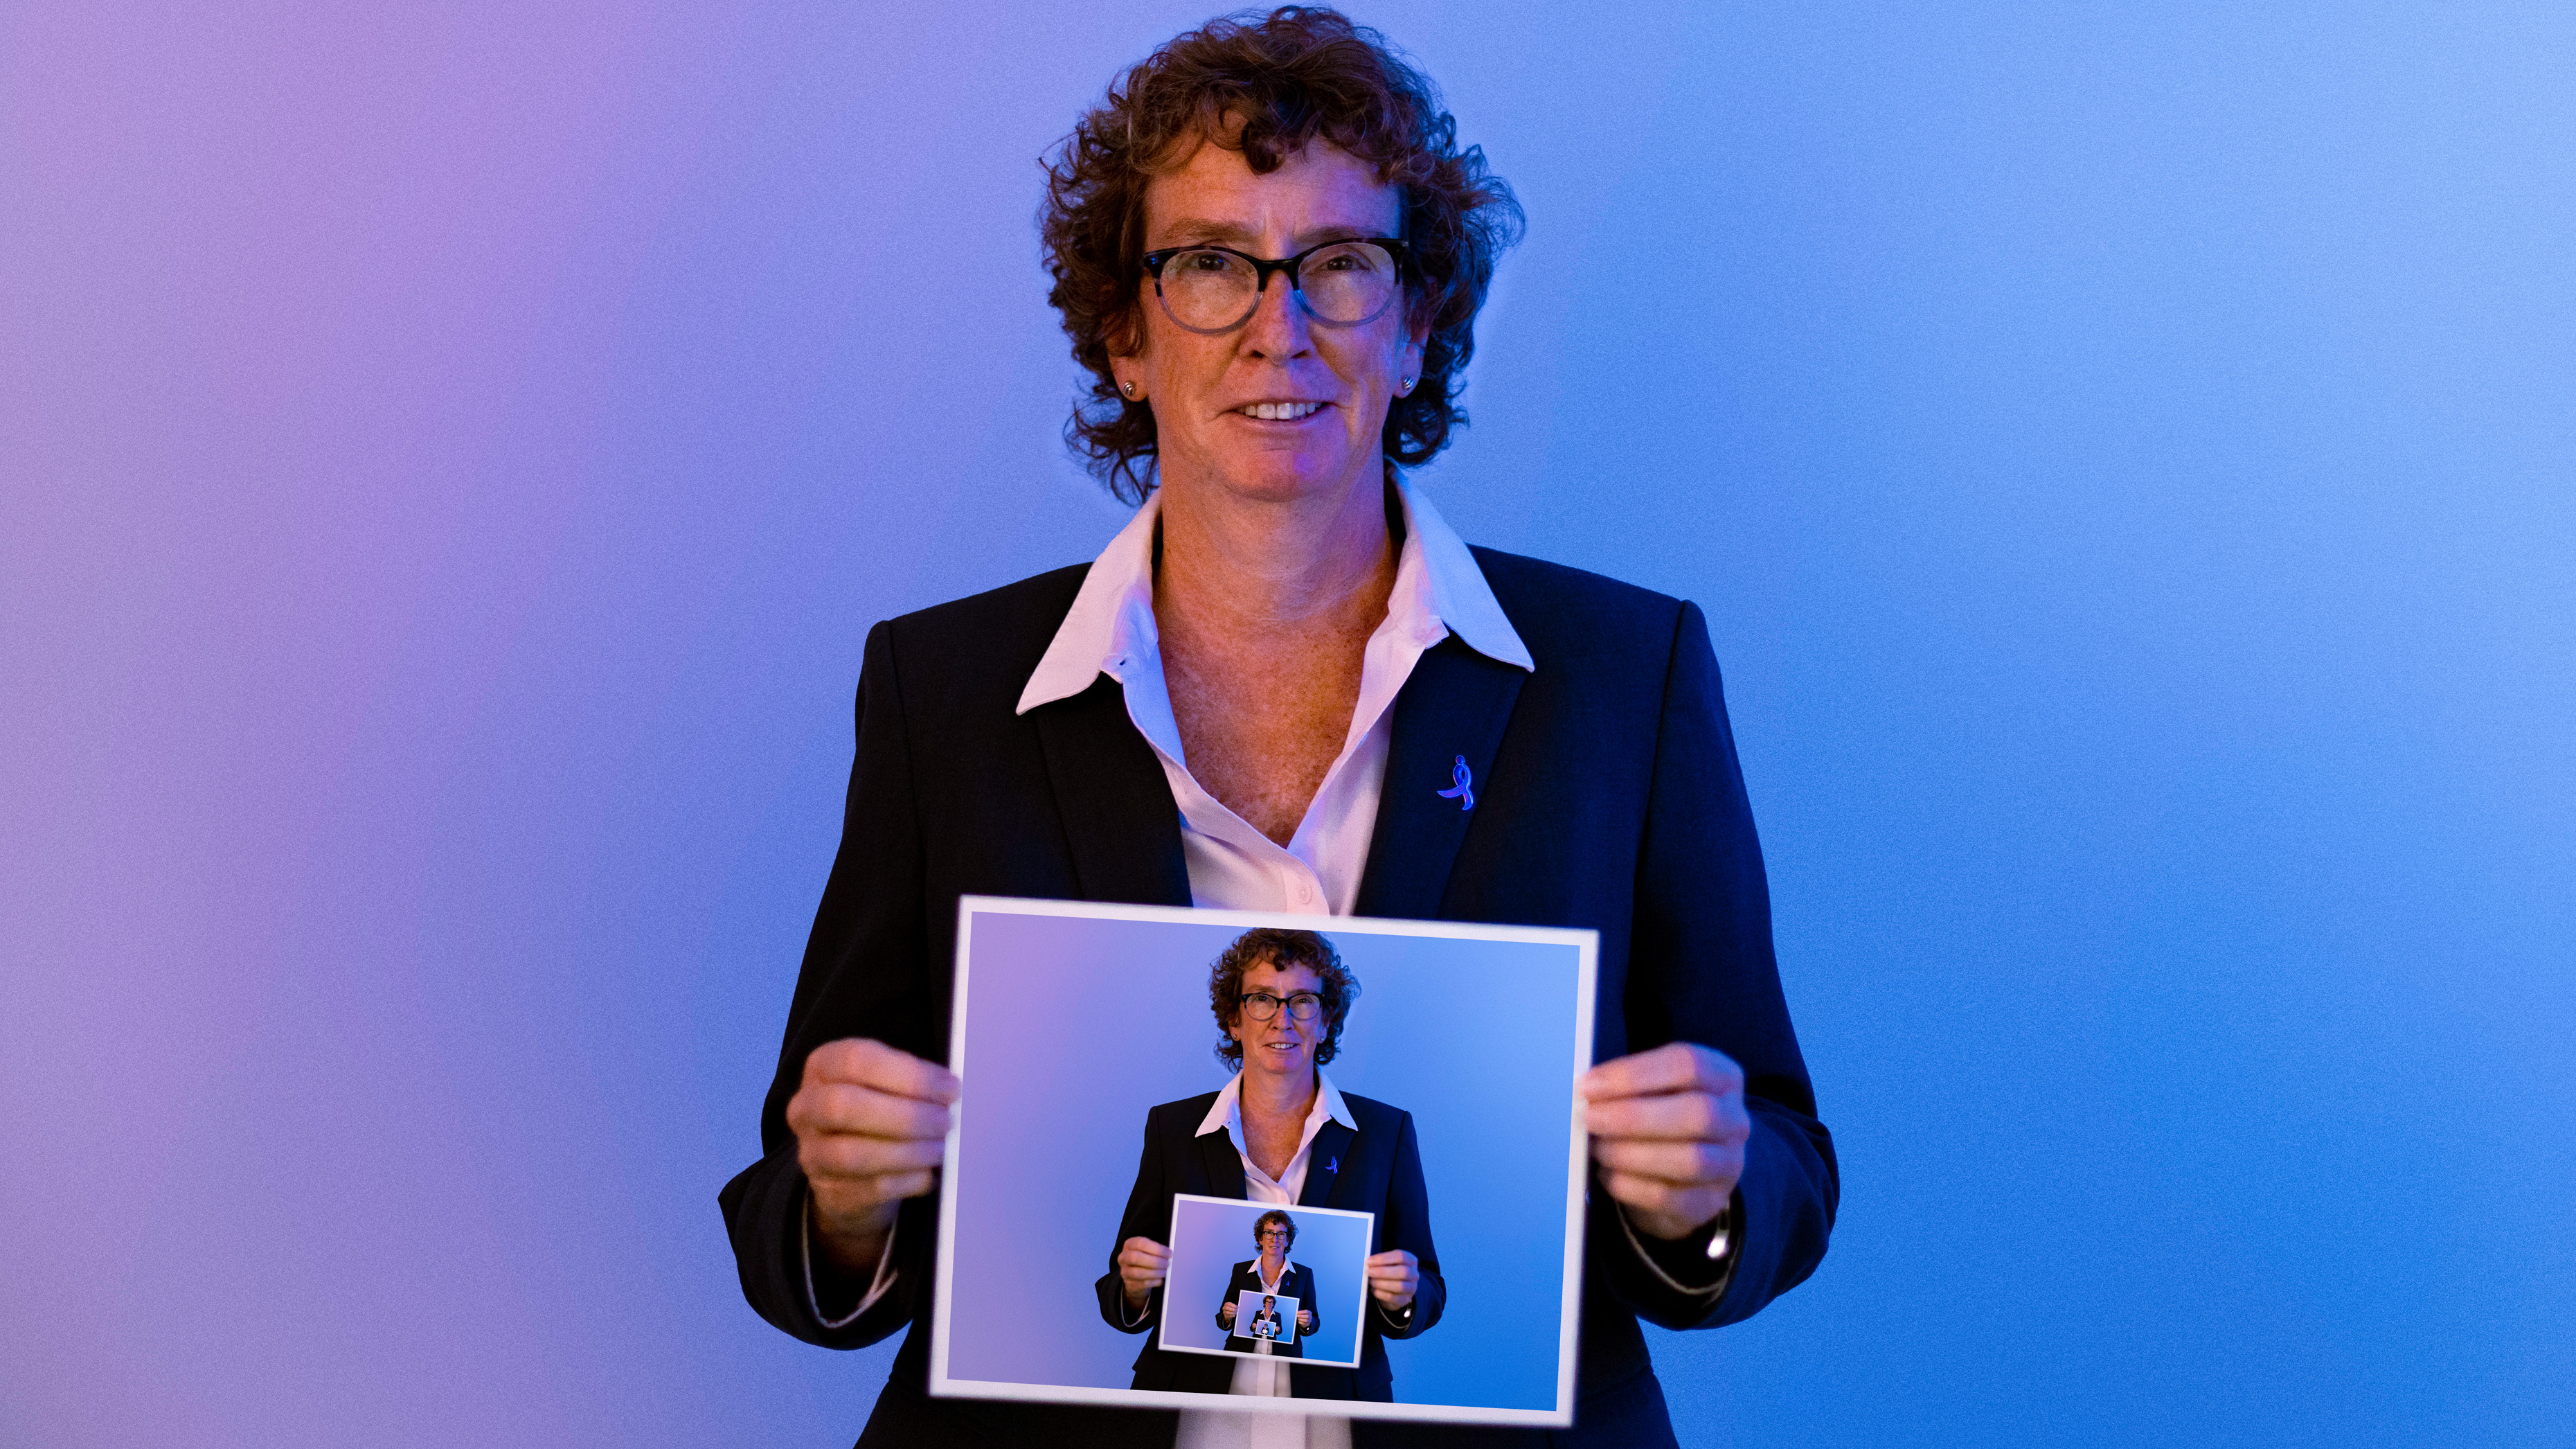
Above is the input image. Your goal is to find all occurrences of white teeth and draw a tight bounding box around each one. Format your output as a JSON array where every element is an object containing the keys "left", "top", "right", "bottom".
[{"left": 1242, "top": 402, "right": 1322, "bottom": 421}]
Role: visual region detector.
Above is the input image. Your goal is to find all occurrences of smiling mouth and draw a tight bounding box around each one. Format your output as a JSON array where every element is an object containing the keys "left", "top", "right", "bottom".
[{"left": 1237, "top": 401, "right": 1325, "bottom": 421}]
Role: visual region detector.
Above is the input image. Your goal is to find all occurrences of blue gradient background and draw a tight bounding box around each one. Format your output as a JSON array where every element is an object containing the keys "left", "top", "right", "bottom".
[
  {"left": 943, "top": 909, "right": 1582, "bottom": 1410},
  {"left": 3, "top": 3, "right": 2568, "bottom": 1446}
]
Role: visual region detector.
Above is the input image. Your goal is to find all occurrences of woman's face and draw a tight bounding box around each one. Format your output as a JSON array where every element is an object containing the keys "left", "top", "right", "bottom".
[
  {"left": 1231, "top": 958, "right": 1326, "bottom": 1081},
  {"left": 1121, "top": 132, "right": 1426, "bottom": 509},
  {"left": 1257, "top": 1226, "right": 1290, "bottom": 1261}
]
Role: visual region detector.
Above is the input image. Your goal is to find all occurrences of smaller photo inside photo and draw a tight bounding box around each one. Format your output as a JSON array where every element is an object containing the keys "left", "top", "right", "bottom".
[
  {"left": 1235, "top": 1290, "right": 1298, "bottom": 1345},
  {"left": 1157, "top": 1194, "right": 1371, "bottom": 1370}
]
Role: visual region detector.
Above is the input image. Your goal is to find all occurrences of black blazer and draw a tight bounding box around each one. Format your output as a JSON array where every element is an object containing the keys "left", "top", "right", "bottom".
[
  {"left": 719, "top": 549, "right": 1839, "bottom": 1448},
  {"left": 1092, "top": 1090, "right": 1442, "bottom": 1399},
  {"left": 1219, "top": 1260, "right": 1316, "bottom": 1357}
]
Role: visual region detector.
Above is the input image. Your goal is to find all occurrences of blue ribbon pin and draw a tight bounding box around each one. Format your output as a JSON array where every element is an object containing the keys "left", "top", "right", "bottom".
[{"left": 1435, "top": 754, "right": 1475, "bottom": 811}]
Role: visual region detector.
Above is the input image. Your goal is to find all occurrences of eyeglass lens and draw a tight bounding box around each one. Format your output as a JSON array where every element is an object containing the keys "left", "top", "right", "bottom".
[
  {"left": 1157, "top": 244, "right": 1399, "bottom": 332},
  {"left": 1241, "top": 991, "right": 1323, "bottom": 1022}
]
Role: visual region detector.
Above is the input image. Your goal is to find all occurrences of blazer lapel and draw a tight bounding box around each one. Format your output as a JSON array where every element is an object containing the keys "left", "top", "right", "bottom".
[
  {"left": 1353, "top": 637, "right": 1526, "bottom": 921},
  {"left": 1298, "top": 1120, "right": 1356, "bottom": 1208},
  {"left": 1029, "top": 676, "right": 1192, "bottom": 907},
  {"left": 1197, "top": 1128, "right": 1247, "bottom": 1200}
]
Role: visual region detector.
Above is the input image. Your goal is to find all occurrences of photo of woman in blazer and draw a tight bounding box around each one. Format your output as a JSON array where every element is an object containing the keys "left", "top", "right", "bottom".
[
  {"left": 1096, "top": 930, "right": 1440, "bottom": 1399},
  {"left": 1215, "top": 1211, "right": 1318, "bottom": 1357}
]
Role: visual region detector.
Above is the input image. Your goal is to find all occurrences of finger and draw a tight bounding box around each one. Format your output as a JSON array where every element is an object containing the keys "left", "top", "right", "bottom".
[
  {"left": 812, "top": 1168, "right": 936, "bottom": 1211},
  {"left": 789, "top": 1082, "right": 957, "bottom": 1141},
  {"left": 1586, "top": 1137, "right": 1742, "bottom": 1184},
  {"left": 1577, "top": 1042, "right": 1742, "bottom": 1102},
  {"left": 802, "top": 1038, "right": 963, "bottom": 1103},
  {"left": 1583, "top": 1089, "right": 1750, "bottom": 1144},
  {"left": 800, "top": 1132, "right": 949, "bottom": 1180},
  {"left": 1598, "top": 1168, "right": 1730, "bottom": 1223}
]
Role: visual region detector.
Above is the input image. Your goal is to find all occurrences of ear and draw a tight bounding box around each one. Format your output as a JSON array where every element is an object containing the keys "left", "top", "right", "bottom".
[{"left": 1109, "top": 283, "right": 1157, "bottom": 357}]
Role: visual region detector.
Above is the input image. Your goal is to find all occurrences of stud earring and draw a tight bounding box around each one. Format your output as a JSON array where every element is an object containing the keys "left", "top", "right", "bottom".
[
  {"left": 1121, "top": 380, "right": 1138, "bottom": 398},
  {"left": 1399, "top": 376, "right": 1417, "bottom": 395}
]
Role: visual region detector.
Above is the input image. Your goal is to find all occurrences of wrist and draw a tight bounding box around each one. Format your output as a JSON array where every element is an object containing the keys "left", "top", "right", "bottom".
[
  {"left": 810, "top": 1193, "right": 897, "bottom": 1272},
  {"left": 1624, "top": 1195, "right": 1730, "bottom": 1243}
]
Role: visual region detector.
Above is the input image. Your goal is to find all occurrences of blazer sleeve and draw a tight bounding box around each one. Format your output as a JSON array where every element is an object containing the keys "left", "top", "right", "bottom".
[
  {"left": 1604, "top": 599, "right": 1839, "bottom": 1331},
  {"left": 1373, "top": 1108, "right": 1444, "bottom": 1340},
  {"left": 717, "top": 619, "right": 942, "bottom": 1350},
  {"left": 1095, "top": 1110, "right": 1174, "bottom": 1334}
]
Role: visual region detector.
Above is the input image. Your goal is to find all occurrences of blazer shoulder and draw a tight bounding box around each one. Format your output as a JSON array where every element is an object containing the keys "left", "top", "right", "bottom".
[
  {"left": 876, "top": 561, "right": 1090, "bottom": 670},
  {"left": 1465, "top": 546, "right": 1692, "bottom": 671},
  {"left": 1336, "top": 1090, "right": 1412, "bottom": 1136},
  {"left": 1147, "top": 1091, "right": 1225, "bottom": 1139}
]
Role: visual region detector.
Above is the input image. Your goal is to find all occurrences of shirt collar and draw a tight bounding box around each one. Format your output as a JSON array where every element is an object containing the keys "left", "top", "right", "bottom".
[
  {"left": 1015, "top": 478, "right": 1532, "bottom": 718},
  {"left": 1196, "top": 1066, "right": 1359, "bottom": 1141}
]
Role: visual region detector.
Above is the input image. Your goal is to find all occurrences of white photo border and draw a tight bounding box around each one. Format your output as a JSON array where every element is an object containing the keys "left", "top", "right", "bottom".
[
  {"left": 1156, "top": 1193, "right": 1371, "bottom": 1369},
  {"left": 928, "top": 895, "right": 1599, "bottom": 1428}
]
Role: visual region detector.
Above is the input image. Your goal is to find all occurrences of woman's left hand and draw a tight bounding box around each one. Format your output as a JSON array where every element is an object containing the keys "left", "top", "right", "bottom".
[
  {"left": 1580, "top": 1041, "right": 1751, "bottom": 1241},
  {"left": 1365, "top": 1249, "right": 1420, "bottom": 1311}
]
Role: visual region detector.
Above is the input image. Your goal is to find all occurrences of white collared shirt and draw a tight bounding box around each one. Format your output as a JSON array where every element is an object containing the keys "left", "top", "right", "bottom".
[
  {"left": 1016, "top": 479, "right": 1532, "bottom": 917},
  {"left": 1200, "top": 1065, "right": 1359, "bottom": 1204}
]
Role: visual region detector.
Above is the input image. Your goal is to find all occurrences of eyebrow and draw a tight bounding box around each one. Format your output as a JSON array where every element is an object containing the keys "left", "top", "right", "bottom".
[{"left": 1153, "top": 216, "right": 1388, "bottom": 250}]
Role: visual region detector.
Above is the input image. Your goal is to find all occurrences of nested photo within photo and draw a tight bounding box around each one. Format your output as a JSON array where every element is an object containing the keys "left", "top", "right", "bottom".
[
  {"left": 929, "top": 898, "right": 1598, "bottom": 1428},
  {"left": 1157, "top": 1195, "right": 1370, "bottom": 1369}
]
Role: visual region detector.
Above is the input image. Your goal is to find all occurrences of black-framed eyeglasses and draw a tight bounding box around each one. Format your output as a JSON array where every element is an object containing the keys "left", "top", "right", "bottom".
[
  {"left": 1141, "top": 238, "right": 1413, "bottom": 335},
  {"left": 1238, "top": 990, "right": 1325, "bottom": 1023}
]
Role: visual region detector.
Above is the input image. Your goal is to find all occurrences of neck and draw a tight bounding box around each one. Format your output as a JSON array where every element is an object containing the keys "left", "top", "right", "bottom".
[
  {"left": 1154, "top": 470, "right": 1396, "bottom": 647},
  {"left": 1240, "top": 1061, "right": 1317, "bottom": 1124}
]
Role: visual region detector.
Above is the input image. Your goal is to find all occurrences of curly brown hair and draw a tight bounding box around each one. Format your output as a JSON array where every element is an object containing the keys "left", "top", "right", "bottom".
[
  {"left": 1253, "top": 1208, "right": 1298, "bottom": 1250},
  {"left": 1208, "top": 927, "right": 1359, "bottom": 1069},
  {"left": 1039, "top": 6, "right": 1524, "bottom": 504}
]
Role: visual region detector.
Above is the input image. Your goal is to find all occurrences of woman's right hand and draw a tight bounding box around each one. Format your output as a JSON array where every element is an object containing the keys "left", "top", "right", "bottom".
[
  {"left": 1217, "top": 1298, "right": 1237, "bottom": 1327},
  {"left": 787, "top": 1039, "right": 960, "bottom": 1272},
  {"left": 1118, "top": 1236, "right": 1171, "bottom": 1311}
]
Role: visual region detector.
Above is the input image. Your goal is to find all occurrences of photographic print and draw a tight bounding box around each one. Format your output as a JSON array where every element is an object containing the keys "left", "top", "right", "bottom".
[
  {"left": 929, "top": 898, "right": 1597, "bottom": 1427},
  {"left": 1240, "top": 1291, "right": 1298, "bottom": 1346},
  {"left": 1154, "top": 1195, "right": 1366, "bottom": 1367}
]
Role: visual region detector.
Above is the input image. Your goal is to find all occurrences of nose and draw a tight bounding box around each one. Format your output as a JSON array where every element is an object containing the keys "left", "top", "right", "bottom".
[{"left": 1240, "top": 266, "right": 1314, "bottom": 360}]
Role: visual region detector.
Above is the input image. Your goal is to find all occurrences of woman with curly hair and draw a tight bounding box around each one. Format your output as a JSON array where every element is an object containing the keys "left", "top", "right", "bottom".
[
  {"left": 723, "top": 8, "right": 1836, "bottom": 1447},
  {"left": 1226, "top": 1219, "right": 1314, "bottom": 1353},
  {"left": 1099, "top": 929, "right": 1439, "bottom": 1407}
]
